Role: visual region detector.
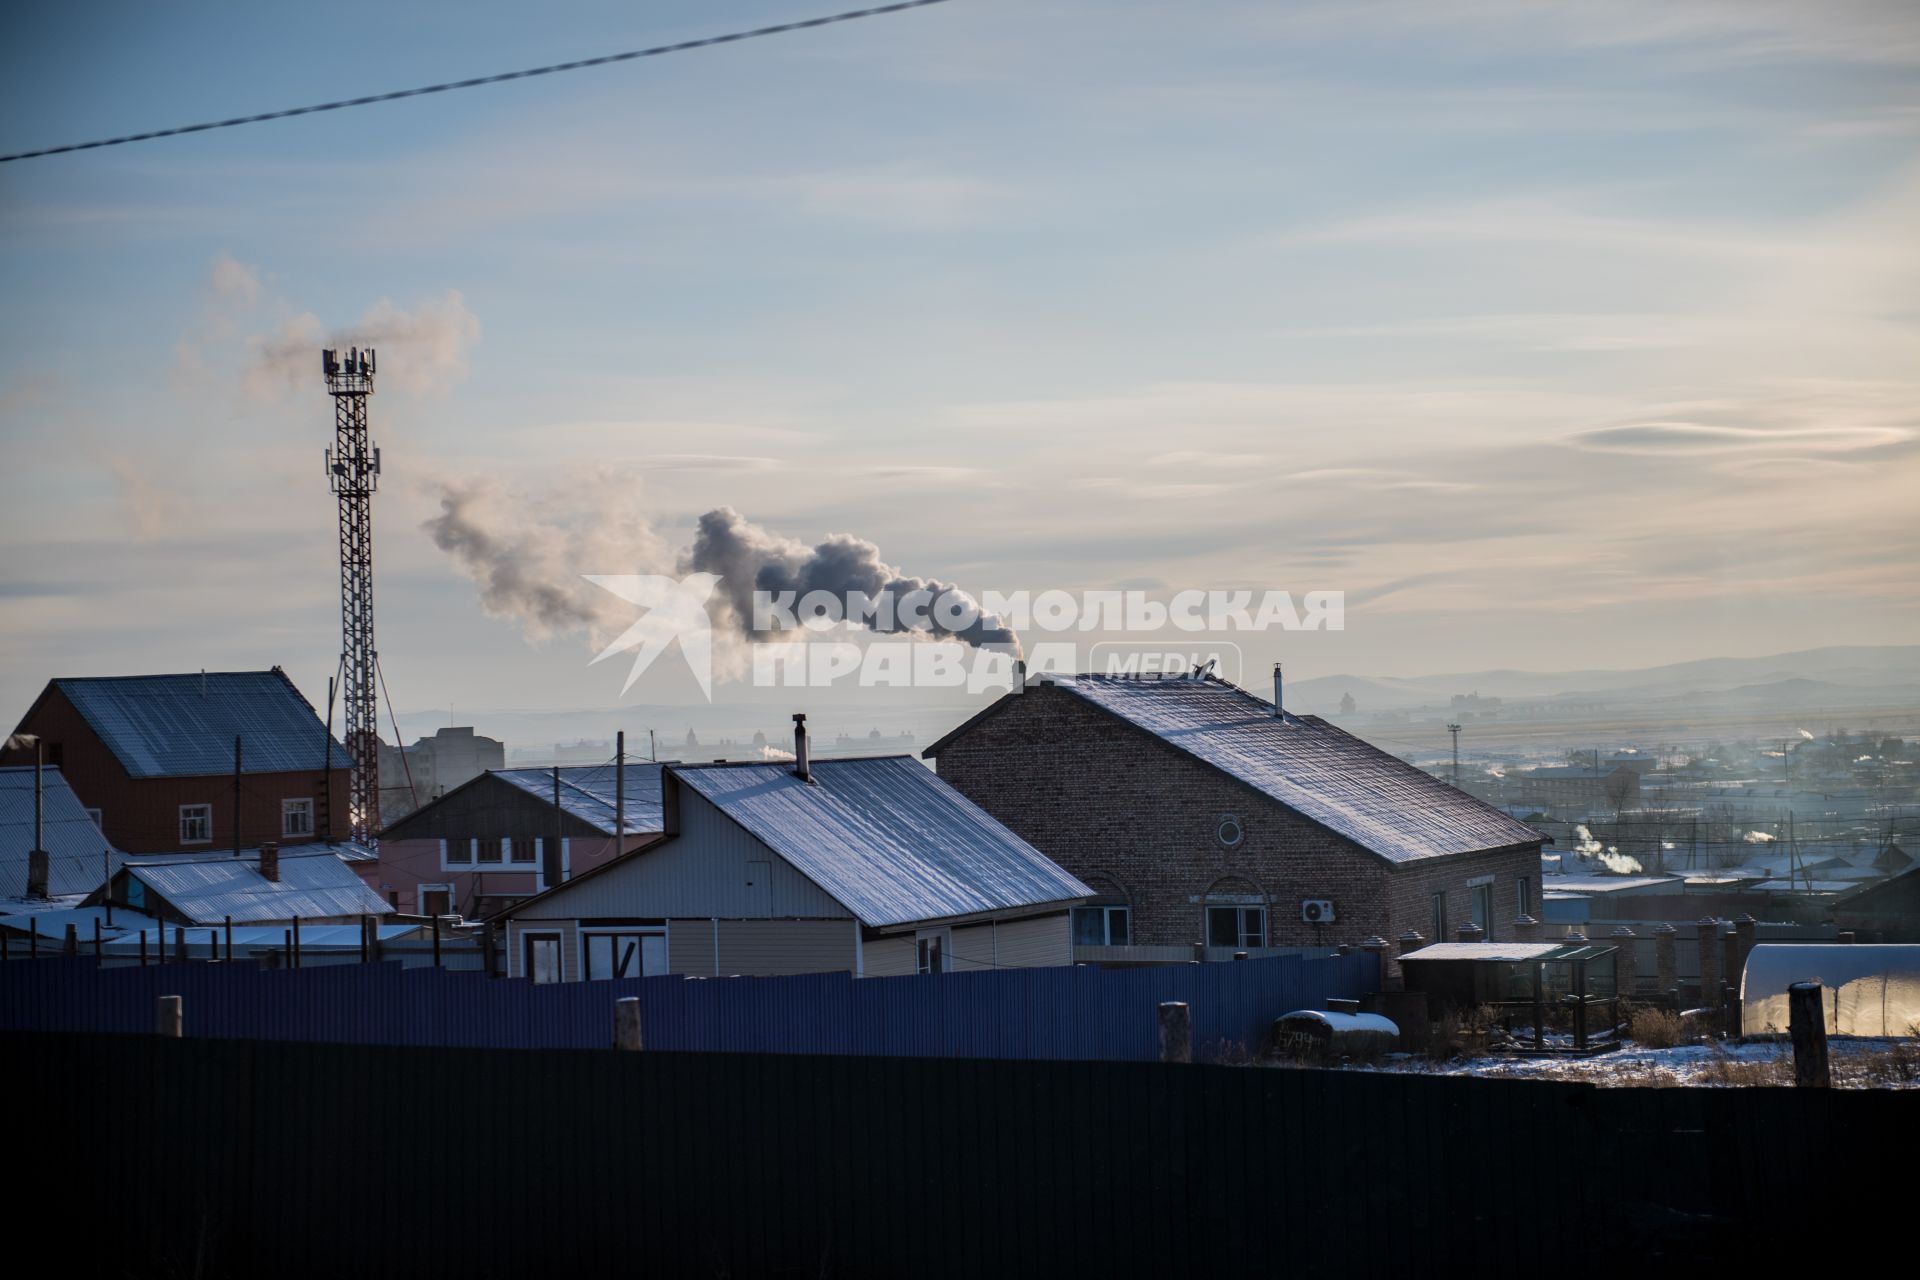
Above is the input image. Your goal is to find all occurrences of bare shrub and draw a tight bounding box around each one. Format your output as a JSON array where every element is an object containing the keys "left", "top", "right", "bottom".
[{"left": 1630, "top": 1007, "right": 1685, "bottom": 1049}]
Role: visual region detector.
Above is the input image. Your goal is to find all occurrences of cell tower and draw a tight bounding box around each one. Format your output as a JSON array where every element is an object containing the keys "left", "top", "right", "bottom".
[{"left": 323, "top": 347, "right": 382, "bottom": 845}]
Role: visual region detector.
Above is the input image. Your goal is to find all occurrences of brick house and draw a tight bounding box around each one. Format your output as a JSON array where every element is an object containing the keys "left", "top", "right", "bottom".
[
  {"left": 2, "top": 669, "right": 349, "bottom": 855},
  {"left": 924, "top": 672, "right": 1545, "bottom": 962}
]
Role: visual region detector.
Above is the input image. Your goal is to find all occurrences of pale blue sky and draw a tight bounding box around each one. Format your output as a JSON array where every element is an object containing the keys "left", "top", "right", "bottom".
[{"left": 3, "top": 1, "right": 1917, "bottom": 731}]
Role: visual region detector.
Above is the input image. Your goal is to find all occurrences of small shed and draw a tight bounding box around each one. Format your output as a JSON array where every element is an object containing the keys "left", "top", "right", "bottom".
[{"left": 1399, "top": 941, "right": 1619, "bottom": 1008}]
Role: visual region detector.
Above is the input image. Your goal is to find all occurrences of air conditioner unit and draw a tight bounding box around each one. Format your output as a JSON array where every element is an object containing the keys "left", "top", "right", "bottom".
[{"left": 1300, "top": 899, "right": 1336, "bottom": 924}]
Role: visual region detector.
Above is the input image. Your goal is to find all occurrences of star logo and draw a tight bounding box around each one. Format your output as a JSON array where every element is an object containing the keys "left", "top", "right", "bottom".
[{"left": 583, "top": 573, "right": 723, "bottom": 699}]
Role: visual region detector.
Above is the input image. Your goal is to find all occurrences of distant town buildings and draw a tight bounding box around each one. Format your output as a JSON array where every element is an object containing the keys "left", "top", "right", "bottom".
[{"left": 378, "top": 725, "right": 505, "bottom": 824}]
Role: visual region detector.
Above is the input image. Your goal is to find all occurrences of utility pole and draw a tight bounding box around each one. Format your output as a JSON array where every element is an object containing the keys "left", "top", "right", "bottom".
[
  {"left": 233, "top": 736, "right": 243, "bottom": 858},
  {"left": 615, "top": 730, "right": 626, "bottom": 856},
  {"left": 323, "top": 674, "right": 336, "bottom": 840},
  {"left": 1446, "top": 723, "right": 1462, "bottom": 788},
  {"left": 323, "top": 346, "right": 382, "bottom": 846},
  {"left": 545, "top": 766, "right": 564, "bottom": 892}
]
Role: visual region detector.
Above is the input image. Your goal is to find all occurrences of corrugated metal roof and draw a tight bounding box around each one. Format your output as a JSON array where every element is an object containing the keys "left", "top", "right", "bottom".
[
  {"left": 126, "top": 848, "right": 392, "bottom": 924},
  {"left": 672, "top": 756, "right": 1092, "bottom": 928},
  {"left": 493, "top": 764, "right": 664, "bottom": 835},
  {"left": 1401, "top": 942, "right": 1567, "bottom": 962},
  {"left": 1542, "top": 875, "right": 1681, "bottom": 894},
  {"left": 1045, "top": 675, "right": 1542, "bottom": 864},
  {"left": 0, "top": 766, "right": 123, "bottom": 898},
  {"left": 46, "top": 670, "right": 347, "bottom": 778},
  {"left": 102, "top": 922, "right": 421, "bottom": 953}
]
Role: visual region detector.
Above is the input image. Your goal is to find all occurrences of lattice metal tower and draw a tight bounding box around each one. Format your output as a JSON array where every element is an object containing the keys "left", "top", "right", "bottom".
[{"left": 323, "top": 347, "right": 382, "bottom": 844}]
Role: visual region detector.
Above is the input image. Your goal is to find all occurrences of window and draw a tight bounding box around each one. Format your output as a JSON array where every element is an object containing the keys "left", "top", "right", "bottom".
[
  {"left": 523, "top": 932, "right": 563, "bottom": 984},
  {"left": 178, "top": 804, "right": 212, "bottom": 844},
  {"left": 1072, "top": 905, "right": 1131, "bottom": 946},
  {"left": 281, "top": 798, "right": 314, "bottom": 838},
  {"left": 480, "top": 837, "right": 503, "bottom": 864},
  {"left": 915, "top": 929, "right": 949, "bottom": 974},
  {"left": 511, "top": 837, "right": 536, "bottom": 864},
  {"left": 583, "top": 931, "right": 667, "bottom": 980},
  {"left": 419, "top": 884, "right": 453, "bottom": 917},
  {"left": 1471, "top": 884, "right": 1493, "bottom": 940},
  {"left": 1431, "top": 891, "right": 1447, "bottom": 942},
  {"left": 1517, "top": 875, "right": 1533, "bottom": 918},
  {"left": 1215, "top": 813, "right": 1244, "bottom": 848},
  {"left": 1206, "top": 905, "right": 1266, "bottom": 949},
  {"left": 445, "top": 838, "right": 472, "bottom": 866}
]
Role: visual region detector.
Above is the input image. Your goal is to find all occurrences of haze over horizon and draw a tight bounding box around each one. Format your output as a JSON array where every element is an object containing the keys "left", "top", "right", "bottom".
[{"left": 5, "top": 0, "right": 1918, "bottom": 722}]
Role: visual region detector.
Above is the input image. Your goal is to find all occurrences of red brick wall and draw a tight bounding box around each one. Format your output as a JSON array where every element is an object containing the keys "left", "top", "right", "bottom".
[
  {"left": 931, "top": 684, "right": 1541, "bottom": 950},
  {"left": 5, "top": 686, "right": 349, "bottom": 853}
]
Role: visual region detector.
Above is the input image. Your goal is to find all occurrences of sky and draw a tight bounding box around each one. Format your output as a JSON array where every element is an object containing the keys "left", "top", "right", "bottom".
[{"left": 2, "top": 0, "right": 1917, "bottom": 741}]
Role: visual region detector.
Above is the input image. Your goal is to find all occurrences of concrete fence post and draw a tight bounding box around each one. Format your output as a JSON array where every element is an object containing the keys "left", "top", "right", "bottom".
[
  {"left": 1609, "top": 926, "right": 1636, "bottom": 998},
  {"left": 1696, "top": 919, "right": 1722, "bottom": 1010},
  {"left": 1512, "top": 915, "right": 1539, "bottom": 942},
  {"left": 1652, "top": 923, "right": 1678, "bottom": 996},
  {"left": 1788, "top": 982, "right": 1829, "bottom": 1087},
  {"left": 156, "top": 995, "right": 182, "bottom": 1038},
  {"left": 1158, "top": 1001, "right": 1191, "bottom": 1064},
  {"left": 614, "top": 997, "right": 644, "bottom": 1051},
  {"left": 1360, "top": 935, "right": 1391, "bottom": 991},
  {"left": 1455, "top": 922, "right": 1485, "bottom": 944}
]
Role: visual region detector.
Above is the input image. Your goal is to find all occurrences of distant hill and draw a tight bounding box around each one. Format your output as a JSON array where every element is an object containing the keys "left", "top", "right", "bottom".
[{"left": 1288, "top": 645, "right": 1920, "bottom": 713}]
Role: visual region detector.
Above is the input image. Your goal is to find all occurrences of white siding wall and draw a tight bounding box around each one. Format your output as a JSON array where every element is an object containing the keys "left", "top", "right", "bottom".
[
  {"left": 863, "top": 934, "right": 916, "bottom": 977},
  {"left": 993, "top": 912, "right": 1071, "bottom": 967}
]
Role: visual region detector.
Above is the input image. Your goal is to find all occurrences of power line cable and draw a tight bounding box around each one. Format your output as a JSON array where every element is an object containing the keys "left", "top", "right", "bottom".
[{"left": 0, "top": 0, "right": 953, "bottom": 164}]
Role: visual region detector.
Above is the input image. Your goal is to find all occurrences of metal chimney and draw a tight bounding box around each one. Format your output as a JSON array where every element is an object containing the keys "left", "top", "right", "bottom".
[
  {"left": 792, "top": 713, "right": 811, "bottom": 783},
  {"left": 1272, "top": 662, "right": 1283, "bottom": 718}
]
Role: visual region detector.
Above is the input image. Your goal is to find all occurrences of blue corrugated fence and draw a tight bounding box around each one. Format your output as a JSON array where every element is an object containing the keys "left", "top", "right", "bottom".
[{"left": 0, "top": 952, "right": 1375, "bottom": 1060}]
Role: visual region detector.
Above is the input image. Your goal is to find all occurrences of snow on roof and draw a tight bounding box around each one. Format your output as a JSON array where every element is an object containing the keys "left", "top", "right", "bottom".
[
  {"left": 40, "top": 670, "right": 347, "bottom": 778},
  {"left": 125, "top": 848, "right": 392, "bottom": 924},
  {"left": 1541, "top": 874, "right": 1681, "bottom": 894},
  {"left": 1753, "top": 879, "right": 1855, "bottom": 894},
  {"left": 0, "top": 765, "right": 123, "bottom": 897},
  {"left": 1276, "top": 1009, "right": 1399, "bottom": 1035},
  {"left": 493, "top": 763, "right": 665, "bottom": 835},
  {"left": 1014, "top": 675, "right": 1541, "bottom": 864},
  {"left": 0, "top": 903, "right": 159, "bottom": 940},
  {"left": 1400, "top": 942, "right": 1568, "bottom": 962},
  {"left": 672, "top": 756, "right": 1092, "bottom": 928}
]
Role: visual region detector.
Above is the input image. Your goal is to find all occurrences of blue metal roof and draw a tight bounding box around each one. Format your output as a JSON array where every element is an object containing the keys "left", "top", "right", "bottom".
[
  {"left": 1044, "top": 675, "right": 1543, "bottom": 865},
  {"left": 672, "top": 756, "right": 1091, "bottom": 928},
  {"left": 125, "top": 847, "right": 391, "bottom": 924},
  {"left": 0, "top": 765, "right": 123, "bottom": 898},
  {"left": 47, "top": 670, "right": 347, "bottom": 778},
  {"left": 493, "top": 764, "right": 665, "bottom": 835}
]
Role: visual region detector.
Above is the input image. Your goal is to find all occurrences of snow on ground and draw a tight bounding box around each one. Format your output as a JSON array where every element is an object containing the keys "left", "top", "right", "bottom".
[{"left": 1362, "top": 1037, "right": 1920, "bottom": 1088}]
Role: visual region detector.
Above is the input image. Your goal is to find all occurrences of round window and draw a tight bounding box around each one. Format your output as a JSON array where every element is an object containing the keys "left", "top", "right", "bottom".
[{"left": 1215, "top": 814, "right": 1244, "bottom": 848}]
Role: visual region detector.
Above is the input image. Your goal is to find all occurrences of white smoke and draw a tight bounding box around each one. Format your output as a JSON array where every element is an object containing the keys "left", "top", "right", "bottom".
[
  {"left": 247, "top": 290, "right": 481, "bottom": 398},
  {"left": 1744, "top": 830, "right": 1777, "bottom": 844},
  {"left": 1569, "top": 824, "right": 1643, "bottom": 875},
  {"left": 1798, "top": 728, "right": 1815, "bottom": 740}
]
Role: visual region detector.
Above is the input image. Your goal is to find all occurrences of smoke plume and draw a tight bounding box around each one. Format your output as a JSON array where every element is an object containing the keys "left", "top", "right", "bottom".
[
  {"left": 683, "top": 507, "right": 1020, "bottom": 654},
  {"left": 247, "top": 290, "right": 481, "bottom": 399},
  {"left": 424, "top": 487, "right": 1019, "bottom": 668}
]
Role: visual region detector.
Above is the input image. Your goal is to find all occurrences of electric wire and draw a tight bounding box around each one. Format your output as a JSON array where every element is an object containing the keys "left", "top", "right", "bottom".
[{"left": 0, "top": 1, "right": 953, "bottom": 163}]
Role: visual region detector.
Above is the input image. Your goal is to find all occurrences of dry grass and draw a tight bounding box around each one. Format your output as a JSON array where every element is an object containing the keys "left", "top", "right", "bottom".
[{"left": 1629, "top": 1007, "right": 1686, "bottom": 1049}]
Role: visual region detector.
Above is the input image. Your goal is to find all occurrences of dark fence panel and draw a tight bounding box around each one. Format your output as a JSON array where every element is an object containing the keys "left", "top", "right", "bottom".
[
  {"left": 0, "top": 952, "right": 1375, "bottom": 1059},
  {"left": 14, "top": 1030, "right": 1896, "bottom": 1278}
]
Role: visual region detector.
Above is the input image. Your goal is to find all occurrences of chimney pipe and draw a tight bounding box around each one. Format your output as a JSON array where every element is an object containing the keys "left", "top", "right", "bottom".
[
  {"left": 26, "top": 849, "right": 48, "bottom": 900},
  {"left": 259, "top": 840, "right": 280, "bottom": 883},
  {"left": 792, "top": 714, "right": 811, "bottom": 783},
  {"left": 1272, "top": 662, "right": 1283, "bottom": 718}
]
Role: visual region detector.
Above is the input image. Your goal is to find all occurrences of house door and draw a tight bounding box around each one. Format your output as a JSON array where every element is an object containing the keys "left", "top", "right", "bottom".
[{"left": 583, "top": 931, "right": 667, "bottom": 980}]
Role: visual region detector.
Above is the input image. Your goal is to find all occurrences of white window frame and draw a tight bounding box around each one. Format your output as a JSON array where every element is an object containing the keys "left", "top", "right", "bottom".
[
  {"left": 520, "top": 929, "right": 565, "bottom": 984},
  {"left": 1072, "top": 904, "right": 1131, "bottom": 946},
  {"left": 579, "top": 927, "right": 668, "bottom": 981},
  {"left": 915, "top": 927, "right": 951, "bottom": 975},
  {"left": 281, "top": 797, "right": 314, "bottom": 838},
  {"left": 417, "top": 883, "right": 455, "bottom": 917},
  {"left": 441, "top": 838, "right": 471, "bottom": 870},
  {"left": 178, "top": 803, "right": 212, "bottom": 845},
  {"left": 1205, "top": 903, "right": 1266, "bottom": 949}
]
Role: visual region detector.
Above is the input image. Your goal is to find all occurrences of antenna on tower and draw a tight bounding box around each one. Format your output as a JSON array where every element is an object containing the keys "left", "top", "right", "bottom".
[{"left": 323, "top": 346, "right": 383, "bottom": 845}]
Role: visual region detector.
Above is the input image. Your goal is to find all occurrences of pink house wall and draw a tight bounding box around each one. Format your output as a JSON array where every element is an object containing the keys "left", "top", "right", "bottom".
[{"left": 373, "top": 834, "right": 653, "bottom": 917}]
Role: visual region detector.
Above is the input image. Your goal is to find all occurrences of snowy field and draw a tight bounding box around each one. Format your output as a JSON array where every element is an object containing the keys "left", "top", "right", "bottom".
[{"left": 1361, "top": 1037, "right": 1920, "bottom": 1088}]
